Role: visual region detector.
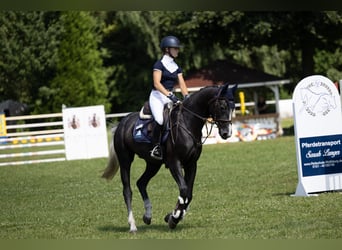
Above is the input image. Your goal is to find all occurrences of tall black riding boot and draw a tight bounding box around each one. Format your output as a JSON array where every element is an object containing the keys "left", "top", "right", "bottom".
[{"left": 150, "top": 124, "right": 163, "bottom": 160}]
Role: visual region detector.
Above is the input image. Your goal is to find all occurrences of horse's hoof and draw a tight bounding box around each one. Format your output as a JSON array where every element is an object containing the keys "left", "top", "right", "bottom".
[
  {"left": 164, "top": 213, "right": 171, "bottom": 223},
  {"left": 143, "top": 215, "right": 151, "bottom": 225},
  {"left": 129, "top": 228, "right": 137, "bottom": 234},
  {"left": 168, "top": 215, "right": 178, "bottom": 229}
]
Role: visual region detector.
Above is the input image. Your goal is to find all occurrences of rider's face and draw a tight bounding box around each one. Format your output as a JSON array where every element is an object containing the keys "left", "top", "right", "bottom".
[{"left": 168, "top": 47, "right": 180, "bottom": 58}]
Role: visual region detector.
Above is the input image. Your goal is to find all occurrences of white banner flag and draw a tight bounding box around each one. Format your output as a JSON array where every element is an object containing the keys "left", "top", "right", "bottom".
[{"left": 63, "top": 105, "right": 109, "bottom": 160}]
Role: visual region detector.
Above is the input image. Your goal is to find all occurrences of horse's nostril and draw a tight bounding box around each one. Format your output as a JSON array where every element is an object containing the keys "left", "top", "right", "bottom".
[{"left": 221, "top": 132, "right": 228, "bottom": 139}]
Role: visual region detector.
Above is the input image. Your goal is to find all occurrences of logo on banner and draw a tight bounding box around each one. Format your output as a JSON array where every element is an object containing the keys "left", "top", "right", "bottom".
[
  {"left": 68, "top": 115, "right": 81, "bottom": 129},
  {"left": 89, "top": 113, "right": 101, "bottom": 128},
  {"left": 299, "top": 80, "right": 337, "bottom": 116}
]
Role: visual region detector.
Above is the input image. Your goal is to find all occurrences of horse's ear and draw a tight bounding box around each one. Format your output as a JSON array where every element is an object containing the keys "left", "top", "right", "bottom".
[
  {"left": 227, "top": 83, "right": 238, "bottom": 100},
  {"left": 218, "top": 82, "right": 229, "bottom": 97},
  {"left": 229, "top": 84, "right": 238, "bottom": 95}
]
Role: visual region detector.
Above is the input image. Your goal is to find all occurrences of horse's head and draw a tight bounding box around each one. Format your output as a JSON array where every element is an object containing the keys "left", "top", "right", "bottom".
[{"left": 208, "top": 83, "right": 237, "bottom": 139}]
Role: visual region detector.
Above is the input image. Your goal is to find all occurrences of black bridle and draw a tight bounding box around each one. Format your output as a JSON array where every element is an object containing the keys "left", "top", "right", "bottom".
[
  {"left": 208, "top": 96, "right": 234, "bottom": 125},
  {"left": 169, "top": 96, "right": 234, "bottom": 145}
]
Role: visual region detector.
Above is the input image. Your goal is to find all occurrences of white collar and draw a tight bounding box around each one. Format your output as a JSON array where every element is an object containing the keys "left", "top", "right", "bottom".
[
  {"left": 162, "top": 54, "right": 174, "bottom": 63},
  {"left": 161, "top": 55, "right": 178, "bottom": 73}
]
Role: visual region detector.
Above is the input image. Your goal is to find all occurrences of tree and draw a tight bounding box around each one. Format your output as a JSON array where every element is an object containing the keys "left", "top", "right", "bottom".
[
  {"left": 102, "top": 11, "right": 246, "bottom": 112},
  {"left": 3, "top": 11, "right": 339, "bottom": 115},
  {"left": 102, "top": 11, "right": 164, "bottom": 112},
  {"left": 46, "top": 11, "right": 111, "bottom": 113},
  {"left": 173, "top": 11, "right": 342, "bottom": 91},
  {"left": 0, "top": 11, "right": 61, "bottom": 108},
  {"left": 236, "top": 11, "right": 342, "bottom": 84}
]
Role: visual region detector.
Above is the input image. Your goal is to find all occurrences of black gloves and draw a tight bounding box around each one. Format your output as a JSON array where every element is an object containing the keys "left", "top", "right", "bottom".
[{"left": 167, "top": 93, "right": 181, "bottom": 104}]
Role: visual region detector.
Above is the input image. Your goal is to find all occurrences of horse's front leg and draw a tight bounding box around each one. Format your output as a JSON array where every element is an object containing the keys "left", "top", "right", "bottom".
[
  {"left": 164, "top": 195, "right": 190, "bottom": 229},
  {"left": 136, "top": 162, "right": 162, "bottom": 225},
  {"left": 165, "top": 159, "right": 194, "bottom": 229}
]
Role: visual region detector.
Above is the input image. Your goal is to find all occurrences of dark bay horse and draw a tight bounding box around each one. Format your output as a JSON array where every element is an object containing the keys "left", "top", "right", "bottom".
[{"left": 102, "top": 83, "right": 237, "bottom": 232}]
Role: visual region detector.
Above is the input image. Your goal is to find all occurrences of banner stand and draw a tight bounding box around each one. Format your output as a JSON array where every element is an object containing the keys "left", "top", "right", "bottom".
[
  {"left": 291, "top": 182, "right": 318, "bottom": 197},
  {"left": 292, "top": 75, "right": 342, "bottom": 197}
]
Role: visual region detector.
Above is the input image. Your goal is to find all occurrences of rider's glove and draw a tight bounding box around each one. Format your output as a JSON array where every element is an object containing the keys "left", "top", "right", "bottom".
[{"left": 167, "top": 93, "right": 181, "bottom": 104}]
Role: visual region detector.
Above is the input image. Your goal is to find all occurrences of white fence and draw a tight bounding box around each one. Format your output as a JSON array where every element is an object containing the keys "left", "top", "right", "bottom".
[
  {"left": 0, "top": 112, "right": 129, "bottom": 167},
  {"left": 0, "top": 102, "right": 291, "bottom": 167}
]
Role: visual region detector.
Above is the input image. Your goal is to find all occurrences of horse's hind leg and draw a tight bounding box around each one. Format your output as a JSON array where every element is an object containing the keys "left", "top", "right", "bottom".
[
  {"left": 119, "top": 155, "right": 138, "bottom": 233},
  {"left": 136, "top": 161, "right": 162, "bottom": 225}
]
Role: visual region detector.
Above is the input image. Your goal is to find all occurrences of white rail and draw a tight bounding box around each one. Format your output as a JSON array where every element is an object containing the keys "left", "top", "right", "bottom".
[
  {"left": 0, "top": 112, "right": 65, "bottom": 167},
  {"left": 0, "top": 111, "right": 128, "bottom": 167}
]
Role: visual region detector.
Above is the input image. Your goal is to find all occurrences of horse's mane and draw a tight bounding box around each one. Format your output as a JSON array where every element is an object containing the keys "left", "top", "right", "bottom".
[
  {"left": 183, "top": 83, "right": 236, "bottom": 106},
  {"left": 183, "top": 85, "right": 220, "bottom": 105}
]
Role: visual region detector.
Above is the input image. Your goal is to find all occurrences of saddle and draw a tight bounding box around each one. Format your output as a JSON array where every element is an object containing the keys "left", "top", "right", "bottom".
[
  {"left": 133, "top": 101, "right": 171, "bottom": 143},
  {"left": 139, "top": 101, "right": 153, "bottom": 119}
]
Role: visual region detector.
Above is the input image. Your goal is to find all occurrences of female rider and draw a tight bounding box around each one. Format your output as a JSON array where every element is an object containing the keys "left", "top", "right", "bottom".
[{"left": 149, "top": 35, "right": 189, "bottom": 160}]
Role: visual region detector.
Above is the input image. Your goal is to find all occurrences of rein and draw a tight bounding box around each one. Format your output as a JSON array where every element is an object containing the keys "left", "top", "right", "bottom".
[
  {"left": 169, "top": 100, "right": 230, "bottom": 146},
  {"left": 181, "top": 98, "right": 232, "bottom": 123},
  {"left": 182, "top": 105, "right": 215, "bottom": 145},
  {"left": 180, "top": 104, "right": 208, "bottom": 123}
]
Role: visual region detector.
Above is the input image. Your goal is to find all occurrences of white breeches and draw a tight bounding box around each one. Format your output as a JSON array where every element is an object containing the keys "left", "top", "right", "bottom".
[{"left": 149, "top": 89, "right": 171, "bottom": 125}]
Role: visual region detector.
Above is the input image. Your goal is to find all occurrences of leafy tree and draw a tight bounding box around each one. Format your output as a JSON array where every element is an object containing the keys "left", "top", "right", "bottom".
[
  {"left": 102, "top": 11, "right": 163, "bottom": 112},
  {"left": 2, "top": 11, "right": 341, "bottom": 115},
  {"left": 170, "top": 11, "right": 342, "bottom": 91},
  {"left": 314, "top": 47, "right": 342, "bottom": 83},
  {"left": 236, "top": 11, "right": 342, "bottom": 85},
  {"left": 0, "top": 11, "right": 61, "bottom": 108},
  {"left": 46, "top": 11, "right": 111, "bottom": 113},
  {"left": 102, "top": 11, "right": 246, "bottom": 112}
]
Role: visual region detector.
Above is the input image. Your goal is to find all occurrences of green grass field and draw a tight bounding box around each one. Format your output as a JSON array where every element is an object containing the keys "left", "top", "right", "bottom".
[{"left": 1, "top": 134, "right": 342, "bottom": 239}]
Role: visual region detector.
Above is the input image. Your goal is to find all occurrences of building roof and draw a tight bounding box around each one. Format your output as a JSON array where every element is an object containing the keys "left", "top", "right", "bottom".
[{"left": 178, "top": 60, "right": 290, "bottom": 92}]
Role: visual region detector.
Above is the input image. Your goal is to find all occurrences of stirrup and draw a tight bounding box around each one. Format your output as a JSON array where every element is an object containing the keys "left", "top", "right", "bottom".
[{"left": 150, "top": 144, "right": 162, "bottom": 160}]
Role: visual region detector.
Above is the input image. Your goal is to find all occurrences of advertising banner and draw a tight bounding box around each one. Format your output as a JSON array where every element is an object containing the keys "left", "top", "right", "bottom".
[
  {"left": 299, "top": 135, "right": 342, "bottom": 177},
  {"left": 292, "top": 75, "right": 342, "bottom": 196},
  {"left": 62, "top": 105, "right": 109, "bottom": 160},
  {"left": 202, "top": 113, "right": 279, "bottom": 144}
]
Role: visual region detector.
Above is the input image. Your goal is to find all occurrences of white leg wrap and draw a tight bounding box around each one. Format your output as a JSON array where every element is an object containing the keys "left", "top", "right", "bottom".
[
  {"left": 178, "top": 196, "right": 189, "bottom": 205},
  {"left": 144, "top": 199, "right": 152, "bottom": 218},
  {"left": 128, "top": 211, "right": 137, "bottom": 232},
  {"left": 172, "top": 209, "right": 181, "bottom": 219}
]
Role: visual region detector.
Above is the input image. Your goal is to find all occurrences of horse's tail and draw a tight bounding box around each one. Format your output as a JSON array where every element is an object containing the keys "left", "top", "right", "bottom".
[{"left": 101, "top": 126, "right": 120, "bottom": 180}]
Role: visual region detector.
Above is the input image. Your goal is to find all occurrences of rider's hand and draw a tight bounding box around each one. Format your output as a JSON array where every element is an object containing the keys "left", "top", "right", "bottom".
[{"left": 167, "top": 93, "right": 181, "bottom": 104}]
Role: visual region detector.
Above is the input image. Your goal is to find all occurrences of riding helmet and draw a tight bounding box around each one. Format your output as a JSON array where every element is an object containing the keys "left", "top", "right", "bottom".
[{"left": 160, "top": 36, "right": 181, "bottom": 49}]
